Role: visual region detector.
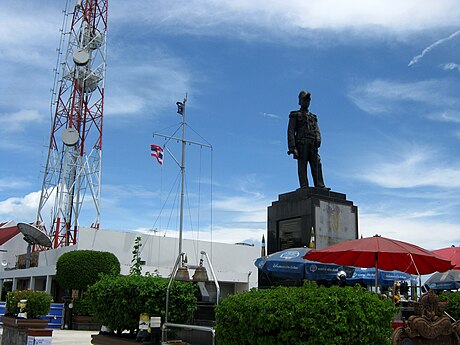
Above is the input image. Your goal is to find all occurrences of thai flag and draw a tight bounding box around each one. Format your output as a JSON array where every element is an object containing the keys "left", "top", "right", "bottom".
[{"left": 150, "top": 144, "right": 164, "bottom": 165}]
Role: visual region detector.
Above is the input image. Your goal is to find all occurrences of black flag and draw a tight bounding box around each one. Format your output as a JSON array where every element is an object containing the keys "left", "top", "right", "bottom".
[{"left": 176, "top": 101, "right": 184, "bottom": 115}]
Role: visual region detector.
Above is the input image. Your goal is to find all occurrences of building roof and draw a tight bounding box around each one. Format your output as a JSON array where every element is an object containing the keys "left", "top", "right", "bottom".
[{"left": 0, "top": 225, "right": 21, "bottom": 245}]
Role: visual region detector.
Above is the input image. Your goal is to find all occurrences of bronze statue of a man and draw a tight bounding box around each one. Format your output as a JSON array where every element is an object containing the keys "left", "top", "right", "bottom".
[{"left": 287, "top": 91, "right": 328, "bottom": 189}]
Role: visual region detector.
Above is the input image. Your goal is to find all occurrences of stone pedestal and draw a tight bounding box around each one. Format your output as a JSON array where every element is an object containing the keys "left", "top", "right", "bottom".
[
  {"left": 267, "top": 187, "right": 358, "bottom": 254},
  {"left": 1, "top": 316, "right": 49, "bottom": 345}
]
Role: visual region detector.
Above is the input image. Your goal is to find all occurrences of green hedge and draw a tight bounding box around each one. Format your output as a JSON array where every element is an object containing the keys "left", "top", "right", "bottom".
[
  {"left": 56, "top": 250, "right": 120, "bottom": 291},
  {"left": 72, "top": 295, "right": 94, "bottom": 316},
  {"left": 215, "top": 283, "right": 397, "bottom": 345},
  {"left": 438, "top": 291, "right": 460, "bottom": 321},
  {"left": 6, "top": 290, "right": 53, "bottom": 318},
  {"left": 86, "top": 274, "right": 196, "bottom": 333}
]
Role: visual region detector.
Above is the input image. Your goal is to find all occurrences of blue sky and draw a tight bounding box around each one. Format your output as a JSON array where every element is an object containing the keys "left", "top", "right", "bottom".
[{"left": 1, "top": 1, "right": 460, "bottom": 251}]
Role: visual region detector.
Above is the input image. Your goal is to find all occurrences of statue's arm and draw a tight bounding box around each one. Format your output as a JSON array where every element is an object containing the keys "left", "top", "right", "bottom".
[
  {"left": 287, "top": 112, "right": 297, "bottom": 148},
  {"left": 287, "top": 112, "right": 298, "bottom": 155}
]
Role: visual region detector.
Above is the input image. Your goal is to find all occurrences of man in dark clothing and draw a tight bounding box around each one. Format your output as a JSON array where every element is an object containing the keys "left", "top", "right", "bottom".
[{"left": 287, "top": 91, "right": 328, "bottom": 189}]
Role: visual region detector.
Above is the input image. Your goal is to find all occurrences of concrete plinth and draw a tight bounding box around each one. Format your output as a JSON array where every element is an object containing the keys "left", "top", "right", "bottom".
[{"left": 267, "top": 187, "right": 358, "bottom": 254}]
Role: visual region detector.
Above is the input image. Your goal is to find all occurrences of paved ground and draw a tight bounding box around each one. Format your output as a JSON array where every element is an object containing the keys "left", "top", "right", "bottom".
[{"left": 0, "top": 328, "right": 98, "bottom": 344}]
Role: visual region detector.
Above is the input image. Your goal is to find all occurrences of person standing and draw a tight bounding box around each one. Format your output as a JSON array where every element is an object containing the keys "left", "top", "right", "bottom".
[{"left": 287, "top": 91, "right": 328, "bottom": 189}]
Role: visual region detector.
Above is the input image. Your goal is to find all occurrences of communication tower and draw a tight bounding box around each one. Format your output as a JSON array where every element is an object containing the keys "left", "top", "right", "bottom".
[{"left": 36, "top": 0, "right": 108, "bottom": 248}]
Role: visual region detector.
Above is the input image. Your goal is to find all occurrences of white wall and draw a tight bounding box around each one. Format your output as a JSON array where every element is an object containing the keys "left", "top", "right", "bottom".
[
  {"left": 77, "top": 228, "right": 260, "bottom": 288},
  {"left": 0, "top": 227, "right": 261, "bottom": 291},
  {"left": 0, "top": 234, "right": 28, "bottom": 271}
]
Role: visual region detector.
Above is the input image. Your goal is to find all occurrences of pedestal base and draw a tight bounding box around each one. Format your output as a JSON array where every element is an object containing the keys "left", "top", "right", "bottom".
[{"left": 267, "top": 187, "right": 358, "bottom": 254}]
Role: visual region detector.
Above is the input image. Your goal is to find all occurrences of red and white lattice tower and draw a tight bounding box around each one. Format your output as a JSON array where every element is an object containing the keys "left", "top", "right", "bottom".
[{"left": 36, "top": 0, "right": 108, "bottom": 248}]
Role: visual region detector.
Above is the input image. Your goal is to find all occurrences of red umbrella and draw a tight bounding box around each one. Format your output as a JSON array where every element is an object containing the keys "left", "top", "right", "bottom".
[
  {"left": 432, "top": 246, "right": 460, "bottom": 270},
  {"left": 304, "top": 235, "right": 454, "bottom": 290}
]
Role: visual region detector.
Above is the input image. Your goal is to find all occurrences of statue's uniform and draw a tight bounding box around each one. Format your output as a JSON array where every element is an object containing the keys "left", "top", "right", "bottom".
[{"left": 287, "top": 110, "right": 326, "bottom": 188}]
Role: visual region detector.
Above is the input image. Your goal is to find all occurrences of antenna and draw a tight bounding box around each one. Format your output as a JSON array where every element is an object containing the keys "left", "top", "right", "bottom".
[
  {"left": 17, "top": 223, "right": 52, "bottom": 268},
  {"left": 35, "top": 0, "right": 108, "bottom": 248}
]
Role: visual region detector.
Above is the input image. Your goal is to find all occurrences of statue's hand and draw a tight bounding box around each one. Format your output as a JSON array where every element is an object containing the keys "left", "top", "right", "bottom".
[{"left": 288, "top": 148, "right": 299, "bottom": 159}]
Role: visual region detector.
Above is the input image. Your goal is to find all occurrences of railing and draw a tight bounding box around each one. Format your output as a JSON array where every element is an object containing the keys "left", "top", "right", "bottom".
[{"left": 162, "top": 251, "right": 219, "bottom": 345}]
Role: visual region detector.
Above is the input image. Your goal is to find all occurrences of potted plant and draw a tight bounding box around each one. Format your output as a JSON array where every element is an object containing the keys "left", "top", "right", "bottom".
[{"left": 2, "top": 290, "right": 53, "bottom": 345}]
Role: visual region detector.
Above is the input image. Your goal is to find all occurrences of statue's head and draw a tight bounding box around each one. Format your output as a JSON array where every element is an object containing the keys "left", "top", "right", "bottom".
[{"left": 298, "top": 90, "right": 311, "bottom": 107}]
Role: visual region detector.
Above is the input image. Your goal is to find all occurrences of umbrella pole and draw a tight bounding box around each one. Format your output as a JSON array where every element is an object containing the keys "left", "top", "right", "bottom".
[
  {"left": 375, "top": 253, "right": 378, "bottom": 293},
  {"left": 409, "top": 253, "right": 422, "bottom": 298}
]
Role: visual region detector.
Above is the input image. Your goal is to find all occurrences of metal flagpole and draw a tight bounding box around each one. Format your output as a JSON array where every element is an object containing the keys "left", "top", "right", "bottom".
[
  {"left": 178, "top": 95, "right": 187, "bottom": 257},
  {"left": 153, "top": 95, "right": 212, "bottom": 262}
]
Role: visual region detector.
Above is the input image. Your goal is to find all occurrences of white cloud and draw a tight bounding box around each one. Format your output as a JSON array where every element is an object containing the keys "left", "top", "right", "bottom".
[
  {"left": 360, "top": 212, "right": 460, "bottom": 251},
  {"left": 0, "top": 177, "right": 31, "bottom": 192},
  {"left": 426, "top": 110, "right": 460, "bottom": 123},
  {"left": 348, "top": 79, "right": 459, "bottom": 115},
  {"left": 357, "top": 144, "right": 460, "bottom": 188},
  {"left": 105, "top": 50, "right": 192, "bottom": 120},
  {"left": 261, "top": 112, "right": 281, "bottom": 119},
  {"left": 111, "top": 0, "right": 460, "bottom": 41},
  {"left": 134, "top": 225, "right": 265, "bottom": 245},
  {"left": 408, "top": 30, "right": 460, "bottom": 66},
  {"left": 0, "top": 110, "right": 42, "bottom": 133},
  {"left": 213, "top": 176, "right": 269, "bottom": 223},
  {"left": 0, "top": 191, "right": 41, "bottom": 222},
  {"left": 212, "top": 194, "right": 267, "bottom": 224},
  {"left": 0, "top": 2, "right": 61, "bottom": 67},
  {"left": 441, "top": 62, "right": 460, "bottom": 72}
]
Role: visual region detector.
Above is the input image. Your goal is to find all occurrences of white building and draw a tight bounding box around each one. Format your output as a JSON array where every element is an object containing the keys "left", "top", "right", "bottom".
[{"left": 0, "top": 226, "right": 261, "bottom": 300}]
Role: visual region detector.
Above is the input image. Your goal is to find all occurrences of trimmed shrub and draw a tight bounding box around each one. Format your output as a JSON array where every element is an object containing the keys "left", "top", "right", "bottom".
[
  {"left": 438, "top": 291, "right": 460, "bottom": 321},
  {"left": 215, "top": 283, "right": 397, "bottom": 345},
  {"left": 1, "top": 280, "right": 12, "bottom": 301},
  {"left": 86, "top": 274, "right": 196, "bottom": 333},
  {"left": 72, "top": 295, "right": 94, "bottom": 316},
  {"left": 56, "top": 250, "right": 120, "bottom": 291},
  {"left": 6, "top": 290, "right": 53, "bottom": 318}
]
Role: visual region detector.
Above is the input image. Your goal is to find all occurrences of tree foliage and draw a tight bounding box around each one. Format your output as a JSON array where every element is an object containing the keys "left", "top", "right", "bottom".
[
  {"left": 215, "top": 282, "right": 397, "bottom": 345},
  {"left": 56, "top": 250, "right": 120, "bottom": 291},
  {"left": 86, "top": 274, "right": 196, "bottom": 333}
]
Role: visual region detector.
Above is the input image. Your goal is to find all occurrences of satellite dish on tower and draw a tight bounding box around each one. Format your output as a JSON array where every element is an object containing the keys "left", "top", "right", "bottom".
[
  {"left": 62, "top": 127, "right": 79, "bottom": 146},
  {"left": 17, "top": 223, "right": 52, "bottom": 268}
]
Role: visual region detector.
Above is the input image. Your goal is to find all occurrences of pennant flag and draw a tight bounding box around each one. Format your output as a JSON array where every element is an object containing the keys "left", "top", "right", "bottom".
[
  {"left": 176, "top": 101, "right": 184, "bottom": 115},
  {"left": 151, "top": 144, "right": 164, "bottom": 165}
]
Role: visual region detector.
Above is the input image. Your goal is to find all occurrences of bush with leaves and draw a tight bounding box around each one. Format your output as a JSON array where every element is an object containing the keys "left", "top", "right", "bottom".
[
  {"left": 1, "top": 280, "right": 12, "bottom": 301},
  {"left": 72, "top": 294, "right": 94, "bottom": 316},
  {"left": 6, "top": 290, "right": 53, "bottom": 318},
  {"left": 86, "top": 274, "right": 196, "bottom": 334},
  {"left": 215, "top": 282, "right": 397, "bottom": 345},
  {"left": 56, "top": 250, "right": 120, "bottom": 292},
  {"left": 438, "top": 291, "right": 460, "bottom": 321}
]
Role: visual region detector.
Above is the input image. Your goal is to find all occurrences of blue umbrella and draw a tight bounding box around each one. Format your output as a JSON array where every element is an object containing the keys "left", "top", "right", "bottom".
[
  {"left": 255, "top": 247, "right": 354, "bottom": 281},
  {"left": 425, "top": 270, "right": 460, "bottom": 290},
  {"left": 347, "top": 267, "right": 417, "bottom": 287}
]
